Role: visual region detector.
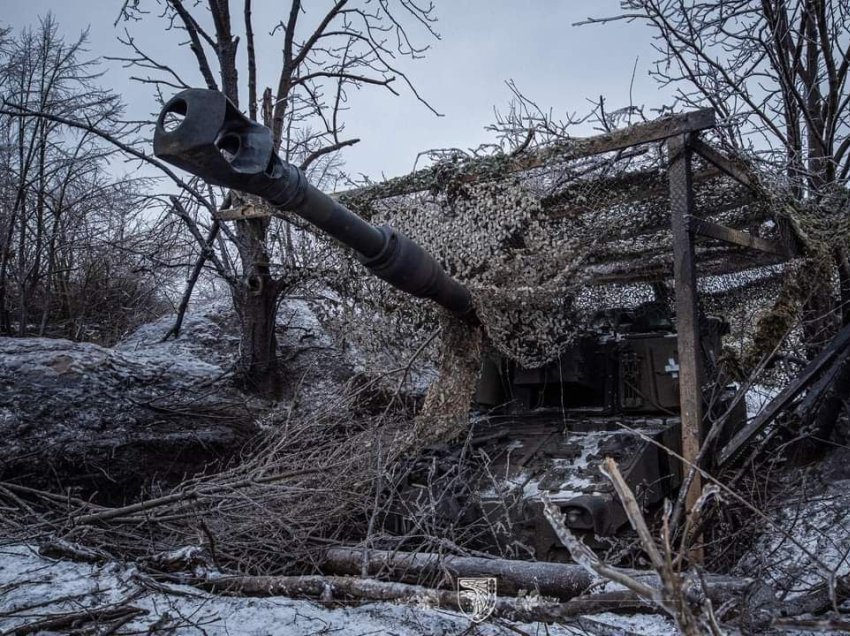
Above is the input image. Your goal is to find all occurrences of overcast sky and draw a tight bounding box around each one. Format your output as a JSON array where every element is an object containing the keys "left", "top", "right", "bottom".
[{"left": 4, "top": 1, "right": 673, "bottom": 181}]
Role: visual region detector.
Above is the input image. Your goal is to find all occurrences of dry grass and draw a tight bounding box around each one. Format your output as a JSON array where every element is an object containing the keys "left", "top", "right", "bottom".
[{"left": 0, "top": 374, "right": 412, "bottom": 572}]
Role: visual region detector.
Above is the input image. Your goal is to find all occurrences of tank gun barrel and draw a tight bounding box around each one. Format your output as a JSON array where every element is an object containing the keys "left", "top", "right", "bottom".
[{"left": 153, "top": 88, "right": 473, "bottom": 317}]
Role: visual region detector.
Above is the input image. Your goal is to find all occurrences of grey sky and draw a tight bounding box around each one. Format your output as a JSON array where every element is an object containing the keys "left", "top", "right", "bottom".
[{"left": 4, "top": 1, "right": 673, "bottom": 181}]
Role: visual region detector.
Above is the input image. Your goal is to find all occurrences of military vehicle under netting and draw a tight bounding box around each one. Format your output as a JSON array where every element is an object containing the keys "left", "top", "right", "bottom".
[
  {"left": 153, "top": 89, "right": 745, "bottom": 560},
  {"left": 397, "top": 304, "right": 743, "bottom": 559}
]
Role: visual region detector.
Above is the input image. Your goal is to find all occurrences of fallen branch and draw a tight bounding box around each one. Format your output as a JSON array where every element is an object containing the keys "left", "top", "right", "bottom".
[
  {"left": 70, "top": 463, "right": 342, "bottom": 525},
  {"left": 600, "top": 457, "right": 706, "bottom": 635},
  {"left": 323, "top": 546, "right": 595, "bottom": 600},
  {"left": 3, "top": 605, "right": 146, "bottom": 636},
  {"left": 194, "top": 573, "right": 652, "bottom": 622},
  {"left": 543, "top": 460, "right": 778, "bottom": 634}
]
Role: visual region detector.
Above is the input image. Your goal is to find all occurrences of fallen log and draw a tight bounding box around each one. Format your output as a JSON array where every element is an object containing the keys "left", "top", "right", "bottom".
[
  {"left": 196, "top": 570, "right": 766, "bottom": 625},
  {"left": 323, "top": 547, "right": 595, "bottom": 600},
  {"left": 321, "top": 547, "right": 757, "bottom": 607},
  {"left": 196, "top": 573, "right": 654, "bottom": 623}
]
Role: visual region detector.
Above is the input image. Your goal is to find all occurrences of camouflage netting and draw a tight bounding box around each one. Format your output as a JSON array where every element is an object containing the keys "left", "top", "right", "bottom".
[
  {"left": 337, "top": 145, "right": 777, "bottom": 371},
  {"left": 315, "top": 119, "right": 847, "bottom": 423},
  {"left": 403, "top": 312, "right": 483, "bottom": 447},
  {"left": 370, "top": 176, "right": 601, "bottom": 368}
]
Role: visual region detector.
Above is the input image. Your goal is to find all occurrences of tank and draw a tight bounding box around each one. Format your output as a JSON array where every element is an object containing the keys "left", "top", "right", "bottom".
[
  {"left": 397, "top": 304, "right": 743, "bottom": 558},
  {"left": 153, "top": 89, "right": 745, "bottom": 557}
]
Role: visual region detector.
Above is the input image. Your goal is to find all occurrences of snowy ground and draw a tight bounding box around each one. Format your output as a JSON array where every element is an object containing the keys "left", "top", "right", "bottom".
[
  {"left": 735, "top": 466, "right": 850, "bottom": 599},
  {"left": 745, "top": 383, "right": 781, "bottom": 420},
  {"left": 0, "top": 544, "right": 678, "bottom": 635}
]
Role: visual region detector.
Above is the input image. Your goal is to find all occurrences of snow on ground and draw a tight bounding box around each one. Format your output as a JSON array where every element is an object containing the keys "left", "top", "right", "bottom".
[
  {"left": 0, "top": 544, "right": 678, "bottom": 635},
  {"left": 735, "top": 455, "right": 850, "bottom": 599},
  {"left": 116, "top": 298, "right": 239, "bottom": 369},
  {"left": 276, "top": 298, "right": 335, "bottom": 350},
  {"left": 745, "top": 384, "right": 780, "bottom": 420}
]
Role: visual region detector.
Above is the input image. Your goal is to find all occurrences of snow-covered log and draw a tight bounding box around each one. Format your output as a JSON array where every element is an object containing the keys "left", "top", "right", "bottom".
[
  {"left": 200, "top": 569, "right": 766, "bottom": 625},
  {"left": 198, "top": 572, "right": 643, "bottom": 622},
  {"left": 0, "top": 313, "right": 256, "bottom": 496}
]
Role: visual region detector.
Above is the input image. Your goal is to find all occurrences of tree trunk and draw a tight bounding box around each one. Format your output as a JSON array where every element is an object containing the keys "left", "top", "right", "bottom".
[
  {"left": 836, "top": 247, "right": 850, "bottom": 325},
  {"left": 232, "top": 216, "right": 284, "bottom": 398},
  {"left": 232, "top": 282, "right": 283, "bottom": 398}
]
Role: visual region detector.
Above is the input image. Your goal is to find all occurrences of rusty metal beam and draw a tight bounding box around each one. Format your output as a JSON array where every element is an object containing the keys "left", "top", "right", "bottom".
[
  {"left": 688, "top": 217, "right": 787, "bottom": 256},
  {"left": 668, "top": 133, "right": 704, "bottom": 525}
]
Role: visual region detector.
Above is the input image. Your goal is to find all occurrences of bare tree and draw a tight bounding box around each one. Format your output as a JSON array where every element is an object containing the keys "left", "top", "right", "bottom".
[
  {"left": 117, "top": 0, "right": 440, "bottom": 397},
  {"left": 581, "top": 0, "right": 850, "bottom": 342},
  {"left": 0, "top": 15, "right": 174, "bottom": 342}
]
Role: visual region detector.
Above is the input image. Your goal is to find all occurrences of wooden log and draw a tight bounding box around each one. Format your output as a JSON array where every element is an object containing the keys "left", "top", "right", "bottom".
[
  {"left": 667, "top": 133, "right": 705, "bottom": 533},
  {"left": 321, "top": 547, "right": 757, "bottom": 605},
  {"left": 688, "top": 137, "right": 759, "bottom": 192},
  {"left": 688, "top": 217, "right": 787, "bottom": 256},
  {"left": 322, "top": 547, "right": 594, "bottom": 600},
  {"left": 717, "top": 321, "right": 850, "bottom": 465},
  {"left": 196, "top": 567, "right": 765, "bottom": 624},
  {"left": 336, "top": 109, "right": 716, "bottom": 205},
  {"left": 585, "top": 248, "right": 784, "bottom": 285},
  {"left": 689, "top": 136, "right": 801, "bottom": 259},
  {"left": 197, "top": 573, "right": 648, "bottom": 622}
]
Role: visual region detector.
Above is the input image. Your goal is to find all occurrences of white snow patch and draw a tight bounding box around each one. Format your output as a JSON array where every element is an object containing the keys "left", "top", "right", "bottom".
[
  {"left": 745, "top": 384, "right": 780, "bottom": 419},
  {"left": 276, "top": 298, "right": 334, "bottom": 349},
  {"left": 589, "top": 611, "right": 677, "bottom": 634},
  {"left": 0, "top": 544, "right": 677, "bottom": 635},
  {"left": 736, "top": 476, "right": 850, "bottom": 598}
]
